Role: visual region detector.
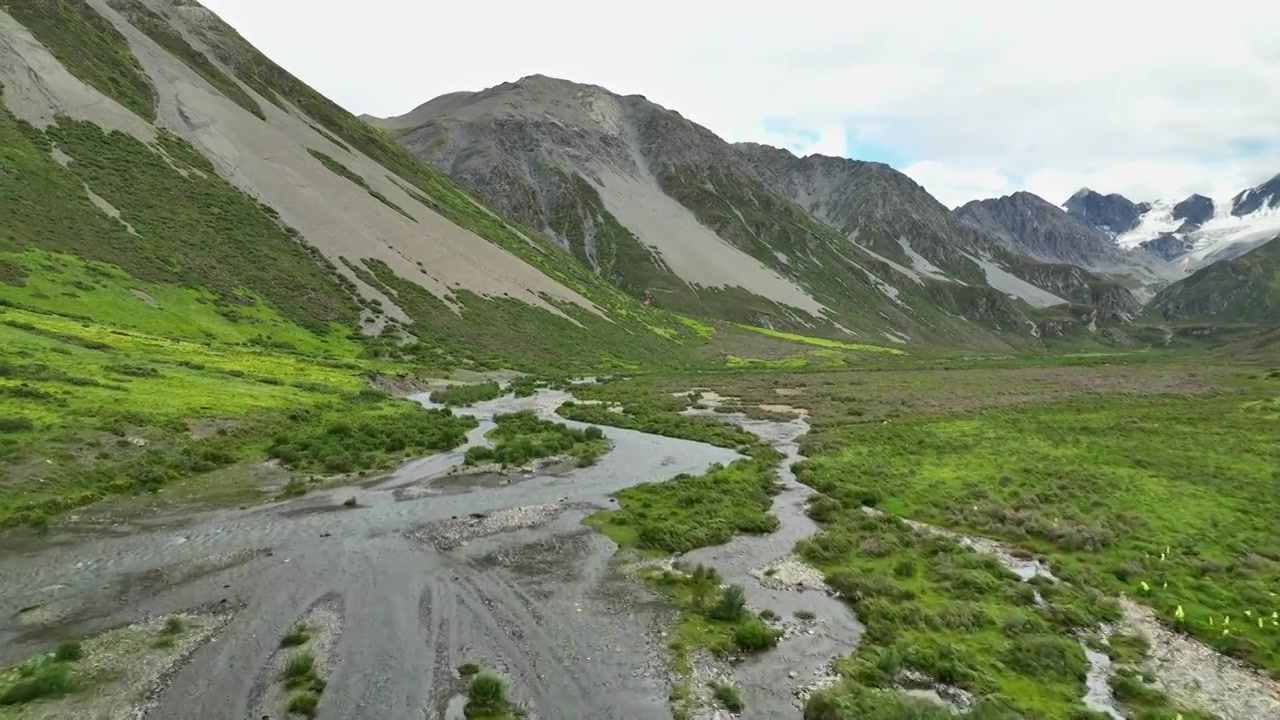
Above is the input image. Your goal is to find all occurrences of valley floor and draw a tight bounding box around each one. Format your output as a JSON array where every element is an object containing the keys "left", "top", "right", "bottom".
[{"left": 1, "top": 352, "right": 1277, "bottom": 720}]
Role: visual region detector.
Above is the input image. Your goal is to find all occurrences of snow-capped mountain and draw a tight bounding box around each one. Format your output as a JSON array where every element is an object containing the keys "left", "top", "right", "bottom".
[{"left": 1066, "top": 173, "right": 1280, "bottom": 273}]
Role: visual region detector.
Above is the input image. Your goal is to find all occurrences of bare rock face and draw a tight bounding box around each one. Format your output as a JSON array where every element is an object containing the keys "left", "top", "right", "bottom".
[
  {"left": 1064, "top": 188, "right": 1148, "bottom": 236},
  {"left": 1172, "top": 193, "right": 1215, "bottom": 228},
  {"left": 953, "top": 192, "right": 1171, "bottom": 296},
  {"left": 1231, "top": 172, "right": 1280, "bottom": 217}
]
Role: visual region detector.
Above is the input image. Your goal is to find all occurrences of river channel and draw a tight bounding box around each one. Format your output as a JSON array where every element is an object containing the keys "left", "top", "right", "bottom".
[{"left": 0, "top": 386, "right": 1141, "bottom": 719}]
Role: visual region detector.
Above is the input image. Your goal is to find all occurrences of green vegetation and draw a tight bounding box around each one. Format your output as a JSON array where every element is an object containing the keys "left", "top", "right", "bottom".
[
  {"left": 733, "top": 324, "right": 906, "bottom": 355},
  {"left": 265, "top": 395, "right": 475, "bottom": 474},
  {"left": 1147, "top": 238, "right": 1280, "bottom": 324},
  {"left": 280, "top": 650, "right": 324, "bottom": 693},
  {"left": 280, "top": 624, "right": 311, "bottom": 648},
  {"left": 708, "top": 680, "right": 744, "bottom": 712},
  {"left": 557, "top": 400, "right": 756, "bottom": 449},
  {"left": 1, "top": 0, "right": 156, "bottom": 121},
  {"left": 430, "top": 381, "right": 503, "bottom": 406},
  {"left": 0, "top": 297, "right": 476, "bottom": 526},
  {"left": 795, "top": 390, "right": 1280, "bottom": 676},
  {"left": 286, "top": 691, "right": 320, "bottom": 717},
  {"left": 350, "top": 259, "right": 687, "bottom": 374},
  {"left": 151, "top": 615, "right": 186, "bottom": 648},
  {"left": 464, "top": 670, "right": 522, "bottom": 719},
  {"left": 795, "top": 506, "right": 1115, "bottom": 719},
  {"left": 457, "top": 662, "right": 481, "bottom": 677},
  {"left": 0, "top": 614, "right": 221, "bottom": 715},
  {"left": 805, "top": 682, "right": 1019, "bottom": 720},
  {"left": 588, "top": 446, "right": 780, "bottom": 553},
  {"left": 639, "top": 564, "right": 781, "bottom": 671},
  {"left": 463, "top": 411, "right": 607, "bottom": 468},
  {"left": 108, "top": 0, "right": 263, "bottom": 118},
  {"left": 2, "top": 108, "right": 361, "bottom": 333},
  {"left": 0, "top": 655, "right": 75, "bottom": 706},
  {"left": 306, "top": 149, "right": 415, "bottom": 221}
]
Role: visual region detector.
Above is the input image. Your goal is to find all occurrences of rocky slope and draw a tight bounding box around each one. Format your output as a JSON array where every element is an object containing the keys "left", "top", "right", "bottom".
[
  {"left": 0, "top": 0, "right": 702, "bottom": 371},
  {"left": 376, "top": 76, "right": 1146, "bottom": 344},
  {"left": 953, "top": 192, "right": 1179, "bottom": 299},
  {"left": 1146, "top": 235, "right": 1280, "bottom": 323}
]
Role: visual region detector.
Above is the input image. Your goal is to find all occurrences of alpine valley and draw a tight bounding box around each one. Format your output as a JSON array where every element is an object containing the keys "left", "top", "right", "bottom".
[{"left": 1, "top": 2, "right": 1277, "bottom": 720}]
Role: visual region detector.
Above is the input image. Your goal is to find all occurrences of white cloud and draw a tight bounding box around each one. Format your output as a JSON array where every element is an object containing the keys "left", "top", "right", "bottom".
[
  {"left": 900, "top": 162, "right": 1011, "bottom": 210},
  {"left": 203, "top": 0, "right": 1280, "bottom": 205}
]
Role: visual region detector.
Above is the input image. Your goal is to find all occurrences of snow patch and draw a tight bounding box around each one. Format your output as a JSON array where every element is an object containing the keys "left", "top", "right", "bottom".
[
  {"left": 962, "top": 253, "right": 1068, "bottom": 308},
  {"left": 1117, "top": 199, "right": 1280, "bottom": 272},
  {"left": 881, "top": 330, "right": 910, "bottom": 344}
]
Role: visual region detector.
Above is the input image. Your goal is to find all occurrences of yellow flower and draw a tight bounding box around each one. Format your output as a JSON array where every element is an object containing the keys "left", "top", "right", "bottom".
[
  {"left": 1140, "top": 581, "right": 1150, "bottom": 593},
  {"left": 1245, "top": 610, "right": 1252, "bottom": 617},
  {"left": 1175, "top": 605, "right": 1185, "bottom": 621}
]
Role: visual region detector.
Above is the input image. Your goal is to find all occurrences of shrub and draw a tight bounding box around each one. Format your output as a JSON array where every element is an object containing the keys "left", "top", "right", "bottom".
[
  {"left": 0, "top": 662, "right": 73, "bottom": 706},
  {"left": 53, "top": 641, "right": 83, "bottom": 662},
  {"left": 733, "top": 616, "right": 781, "bottom": 652},
  {"left": 465, "top": 671, "right": 507, "bottom": 715},
  {"left": 709, "top": 680, "right": 743, "bottom": 712},
  {"left": 457, "top": 662, "right": 481, "bottom": 676},
  {"left": 706, "top": 585, "right": 746, "bottom": 622},
  {"left": 287, "top": 691, "right": 320, "bottom": 717},
  {"left": 280, "top": 624, "right": 311, "bottom": 648}
]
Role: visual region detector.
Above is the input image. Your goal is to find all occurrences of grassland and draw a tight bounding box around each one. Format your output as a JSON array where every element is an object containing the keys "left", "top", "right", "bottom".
[
  {"left": 564, "top": 353, "right": 1278, "bottom": 717},
  {"left": 795, "top": 377, "right": 1280, "bottom": 676}
]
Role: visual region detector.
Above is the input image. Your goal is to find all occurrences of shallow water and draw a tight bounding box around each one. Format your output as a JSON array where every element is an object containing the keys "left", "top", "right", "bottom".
[
  {"left": 0, "top": 389, "right": 735, "bottom": 719},
  {"left": 679, "top": 409, "right": 863, "bottom": 718}
]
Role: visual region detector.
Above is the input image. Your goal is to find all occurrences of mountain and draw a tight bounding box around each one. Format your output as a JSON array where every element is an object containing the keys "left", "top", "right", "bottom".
[
  {"left": 1063, "top": 189, "right": 1149, "bottom": 236},
  {"left": 1146, "top": 235, "right": 1280, "bottom": 323},
  {"left": 374, "top": 75, "right": 1142, "bottom": 345},
  {"left": 1064, "top": 176, "right": 1280, "bottom": 274},
  {"left": 1231, "top": 173, "right": 1280, "bottom": 217},
  {"left": 0, "top": 0, "right": 703, "bottom": 373},
  {"left": 951, "top": 191, "right": 1178, "bottom": 300}
]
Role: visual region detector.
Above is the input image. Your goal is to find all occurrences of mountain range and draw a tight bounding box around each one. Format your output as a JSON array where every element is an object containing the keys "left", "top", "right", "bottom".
[
  {"left": 1064, "top": 176, "right": 1280, "bottom": 271},
  {"left": 2, "top": 0, "right": 1276, "bottom": 367}
]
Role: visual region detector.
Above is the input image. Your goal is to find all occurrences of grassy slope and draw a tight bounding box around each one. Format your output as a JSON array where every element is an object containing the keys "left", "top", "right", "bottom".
[
  {"left": 1147, "top": 237, "right": 1280, "bottom": 323},
  {"left": 655, "top": 164, "right": 1033, "bottom": 349},
  {"left": 0, "top": 0, "right": 715, "bottom": 525}
]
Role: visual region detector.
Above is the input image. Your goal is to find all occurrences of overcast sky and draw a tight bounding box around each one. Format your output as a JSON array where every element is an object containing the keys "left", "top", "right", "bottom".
[{"left": 203, "top": 0, "right": 1280, "bottom": 208}]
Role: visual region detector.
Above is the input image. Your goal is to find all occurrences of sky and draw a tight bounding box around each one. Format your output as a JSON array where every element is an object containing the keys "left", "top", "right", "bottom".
[{"left": 203, "top": 0, "right": 1280, "bottom": 209}]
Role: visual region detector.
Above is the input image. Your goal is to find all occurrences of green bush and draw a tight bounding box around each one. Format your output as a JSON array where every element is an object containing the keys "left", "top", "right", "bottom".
[
  {"left": 709, "top": 680, "right": 743, "bottom": 712},
  {"left": 465, "top": 671, "right": 508, "bottom": 716},
  {"left": 706, "top": 584, "right": 746, "bottom": 622},
  {"left": 53, "top": 641, "right": 82, "bottom": 662},
  {"left": 0, "top": 661, "right": 73, "bottom": 706},
  {"left": 430, "top": 382, "right": 503, "bottom": 406},
  {"left": 280, "top": 624, "right": 311, "bottom": 648},
  {"left": 732, "top": 616, "right": 781, "bottom": 652},
  {"left": 286, "top": 691, "right": 320, "bottom": 717}
]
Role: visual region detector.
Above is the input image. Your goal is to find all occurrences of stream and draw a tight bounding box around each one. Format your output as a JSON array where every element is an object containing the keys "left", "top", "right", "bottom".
[{"left": 0, "top": 386, "right": 1134, "bottom": 719}]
